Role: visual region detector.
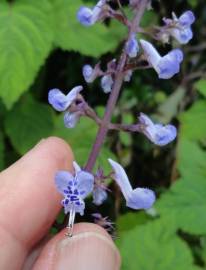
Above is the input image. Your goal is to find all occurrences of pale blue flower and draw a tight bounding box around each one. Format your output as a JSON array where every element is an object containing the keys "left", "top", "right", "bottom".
[
  {"left": 77, "top": 0, "right": 106, "bottom": 26},
  {"left": 126, "top": 34, "right": 139, "bottom": 58},
  {"left": 124, "top": 70, "right": 133, "bottom": 82},
  {"left": 164, "top": 11, "right": 195, "bottom": 44},
  {"left": 82, "top": 64, "right": 100, "bottom": 83},
  {"left": 82, "top": 65, "right": 94, "bottom": 83},
  {"left": 48, "top": 86, "right": 83, "bottom": 112},
  {"left": 138, "top": 113, "right": 177, "bottom": 146},
  {"left": 93, "top": 187, "right": 108, "bottom": 205},
  {"left": 101, "top": 75, "right": 113, "bottom": 93},
  {"left": 64, "top": 112, "right": 80, "bottom": 128},
  {"left": 140, "top": 39, "right": 183, "bottom": 79},
  {"left": 55, "top": 161, "right": 94, "bottom": 215},
  {"left": 108, "top": 159, "right": 156, "bottom": 210}
]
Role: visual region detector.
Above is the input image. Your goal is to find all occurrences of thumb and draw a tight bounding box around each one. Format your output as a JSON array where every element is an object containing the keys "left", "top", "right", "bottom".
[{"left": 32, "top": 223, "right": 121, "bottom": 270}]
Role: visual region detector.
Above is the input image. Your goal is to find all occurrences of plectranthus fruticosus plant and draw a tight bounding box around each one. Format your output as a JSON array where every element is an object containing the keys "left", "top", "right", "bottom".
[{"left": 48, "top": 0, "right": 195, "bottom": 237}]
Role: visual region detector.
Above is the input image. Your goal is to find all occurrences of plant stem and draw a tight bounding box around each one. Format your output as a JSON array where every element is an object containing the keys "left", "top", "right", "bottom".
[{"left": 85, "top": 0, "right": 148, "bottom": 172}]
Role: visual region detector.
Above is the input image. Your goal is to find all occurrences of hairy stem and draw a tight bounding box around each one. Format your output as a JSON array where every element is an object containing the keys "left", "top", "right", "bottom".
[{"left": 85, "top": 0, "right": 148, "bottom": 172}]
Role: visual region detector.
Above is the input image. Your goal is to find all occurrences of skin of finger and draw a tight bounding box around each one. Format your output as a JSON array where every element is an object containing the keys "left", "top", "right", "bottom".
[
  {"left": 22, "top": 235, "right": 52, "bottom": 270},
  {"left": 0, "top": 137, "right": 73, "bottom": 270},
  {"left": 32, "top": 223, "right": 121, "bottom": 270}
]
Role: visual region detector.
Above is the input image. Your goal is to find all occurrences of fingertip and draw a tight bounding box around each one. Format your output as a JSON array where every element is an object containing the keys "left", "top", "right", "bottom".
[
  {"left": 0, "top": 136, "right": 74, "bottom": 250},
  {"left": 32, "top": 223, "right": 121, "bottom": 270},
  {"left": 29, "top": 136, "right": 74, "bottom": 167}
]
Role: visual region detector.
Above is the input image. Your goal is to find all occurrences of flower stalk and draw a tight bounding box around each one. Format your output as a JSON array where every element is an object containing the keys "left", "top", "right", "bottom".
[{"left": 85, "top": 0, "right": 149, "bottom": 172}]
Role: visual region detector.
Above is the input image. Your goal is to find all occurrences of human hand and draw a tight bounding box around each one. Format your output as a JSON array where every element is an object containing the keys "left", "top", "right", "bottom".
[{"left": 0, "top": 137, "right": 120, "bottom": 270}]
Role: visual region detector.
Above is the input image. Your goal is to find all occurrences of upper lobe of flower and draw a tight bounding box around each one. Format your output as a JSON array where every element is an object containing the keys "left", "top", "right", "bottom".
[
  {"left": 179, "top": 11, "right": 195, "bottom": 27},
  {"left": 138, "top": 113, "right": 177, "bottom": 146},
  {"left": 164, "top": 10, "right": 195, "bottom": 44},
  {"left": 125, "top": 34, "right": 139, "bottom": 58},
  {"left": 140, "top": 39, "right": 183, "bottom": 79},
  {"left": 55, "top": 161, "right": 94, "bottom": 215},
  {"left": 77, "top": 0, "right": 106, "bottom": 26},
  {"left": 108, "top": 159, "right": 155, "bottom": 210},
  {"left": 157, "top": 49, "right": 183, "bottom": 79},
  {"left": 48, "top": 86, "right": 83, "bottom": 112}
]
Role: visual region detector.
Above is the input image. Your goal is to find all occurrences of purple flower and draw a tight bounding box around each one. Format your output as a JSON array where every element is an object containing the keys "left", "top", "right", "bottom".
[
  {"left": 48, "top": 86, "right": 83, "bottom": 112},
  {"left": 108, "top": 159, "right": 156, "bottom": 210},
  {"left": 55, "top": 161, "right": 94, "bottom": 216},
  {"left": 64, "top": 111, "right": 81, "bottom": 128},
  {"left": 101, "top": 75, "right": 113, "bottom": 93},
  {"left": 125, "top": 34, "right": 139, "bottom": 58},
  {"left": 138, "top": 113, "right": 177, "bottom": 146},
  {"left": 164, "top": 11, "right": 195, "bottom": 44},
  {"left": 93, "top": 186, "right": 107, "bottom": 205},
  {"left": 77, "top": 0, "right": 106, "bottom": 26},
  {"left": 140, "top": 39, "right": 183, "bottom": 79}
]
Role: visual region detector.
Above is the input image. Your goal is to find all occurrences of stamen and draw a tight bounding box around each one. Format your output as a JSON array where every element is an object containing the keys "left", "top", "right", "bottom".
[{"left": 66, "top": 205, "right": 76, "bottom": 237}]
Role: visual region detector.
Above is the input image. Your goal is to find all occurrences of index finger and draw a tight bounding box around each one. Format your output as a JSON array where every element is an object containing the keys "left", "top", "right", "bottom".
[{"left": 0, "top": 137, "right": 73, "bottom": 269}]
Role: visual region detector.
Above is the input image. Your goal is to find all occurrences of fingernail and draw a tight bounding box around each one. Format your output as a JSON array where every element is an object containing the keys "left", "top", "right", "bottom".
[{"left": 54, "top": 232, "right": 120, "bottom": 270}]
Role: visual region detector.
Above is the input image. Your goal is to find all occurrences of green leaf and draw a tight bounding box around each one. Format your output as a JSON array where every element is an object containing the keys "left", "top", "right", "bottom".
[
  {"left": 179, "top": 100, "right": 206, "bottom": 141},
  {"left": 156, "top": 100, "right": 206, "bottom": 234},
  {"left": 4, "top": 96, "right": 54, "bottom": 154},
  {"left": 156, "top": 87, "right": 185, "bottom": 123},
  {"left": 52, "top": 116, "right": 115, "bottom": 172},
  {"left": 156, "top": 172, "right": 206, "bottom": 234},
  {"left": 178, "top": 140, "right": 206, "bottom": 181},
  {"left": 117, "top": 212, "right": 151, "bottom": 233},
  {"left": 53, "top": 0, "right": 125, "bottom": 57},
  {"left": 117, "top": 218, "right": 200, "bottom": 270},
  {"left": 0, "top": 0, "right": 53, "bottom": 108},
  {"left": 195, "top": 79, "right": 206, "bottom": 98}
]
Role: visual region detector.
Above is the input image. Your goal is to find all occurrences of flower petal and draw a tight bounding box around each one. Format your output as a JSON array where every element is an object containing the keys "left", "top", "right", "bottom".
[
  {"left": 139, "top": 113, "right": 177, "bottom": 146},
  {"left": 91, "top": 0, "right": 106, "bottom": 23},
  {"left": 101, "top": 75, "right": 113, "bottom": 93},
  {"left": 76, "top": 171, "right": 94, "bottom": 198},
  {"left": 170, "top": 28, "right": 193, "bottom": 44},
  {"left": 64, "top": 112, "right": 80, "bottom": 128},
  {"left": 73, "top": 161, "right": 81, "bottom": 173},
  {"left": 108, "top": 159, "right": 132, "bottom": 200},
  {"left": 93, "top": 187, "right": 107, "bottom": 205},
  {"left": 48, "top": 86, "right": 83, "bottom": 112},
  {"left": 153, "top": 124, "right": 177, "bottom": 146},
  {"left": 179, "top": 10, "right": 195, "bottom": 26},
  {"left": 64, "top": 199, "right": 85, "bottom": 216},
  {"left": 77, "top": 7, "right": 93, "bottom": 26},
  {"left": 66, "top": 85, "right": 83, "bottom": 107},
  {"left": 83, "top": 65, "right": 94, "bottom": 83},
  {"left": 126, "top": 188, "right": 156, "bottom": 210},
  {"left": 126, "top": 34, "right": 139, "bottom": 58},
  {"left": 140, "top": 39, "right": 161, "bottom": 69},
  {"left": 55, "top": 171, "right": 74, "bottom": 195},
  {"left": 138, "top": 113, "right": 156, "bottom": 141},
  {"left": 48, "top": 89, "right": 68, "bottom": 112},
  {"left": 124, "top": 70, "right": 133, "bottom": 82},
  {"left": 157, "top": 49, "right": 183, "bottom": 79}
]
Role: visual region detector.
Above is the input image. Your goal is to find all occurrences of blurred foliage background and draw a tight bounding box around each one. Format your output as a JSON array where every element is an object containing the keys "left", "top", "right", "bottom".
[{"left": 0, "top": 0, "right": 206, "bottom": 269}]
